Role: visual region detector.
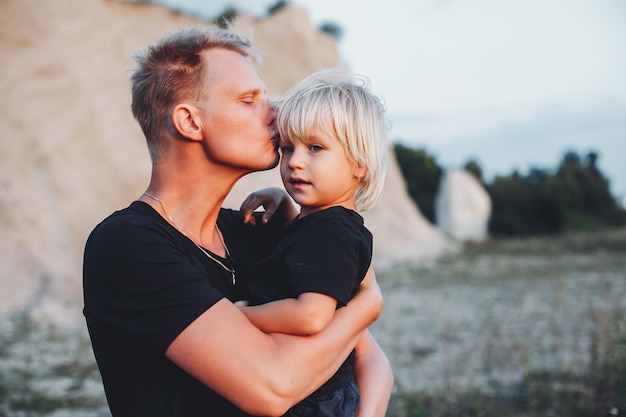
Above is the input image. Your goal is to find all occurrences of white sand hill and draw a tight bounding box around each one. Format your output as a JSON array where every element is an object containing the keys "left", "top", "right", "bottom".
[{"left": 0, "top": 0, "right": 454, "bottom": 320}]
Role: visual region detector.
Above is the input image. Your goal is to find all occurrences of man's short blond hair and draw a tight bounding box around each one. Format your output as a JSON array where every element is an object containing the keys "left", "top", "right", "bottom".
[{"left": 130, "top": 25, "right": 259, "bottom": 162}]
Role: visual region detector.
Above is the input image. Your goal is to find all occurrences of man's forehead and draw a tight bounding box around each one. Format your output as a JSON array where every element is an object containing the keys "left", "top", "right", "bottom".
[{"left": 201, "top": 48, "right": 265, "bottom": 93}]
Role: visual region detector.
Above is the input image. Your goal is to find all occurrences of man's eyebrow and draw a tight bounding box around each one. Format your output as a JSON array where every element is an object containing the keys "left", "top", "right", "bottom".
[{"left": 237, "top": 88, "right": 265, "bottom": 97}]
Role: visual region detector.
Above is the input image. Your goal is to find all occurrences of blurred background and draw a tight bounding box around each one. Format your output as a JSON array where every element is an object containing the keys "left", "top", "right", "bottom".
[
  {"left": 1, "top": 1, "right": 624, "bottom": 416},
  {"left": 154, "top": 0, "right": 626, "bottom": 201}
]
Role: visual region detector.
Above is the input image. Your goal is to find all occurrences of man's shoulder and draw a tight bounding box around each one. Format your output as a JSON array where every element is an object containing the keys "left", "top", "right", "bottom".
[{"left": 86, "top": 201, "right": 158, "bottom": 247}]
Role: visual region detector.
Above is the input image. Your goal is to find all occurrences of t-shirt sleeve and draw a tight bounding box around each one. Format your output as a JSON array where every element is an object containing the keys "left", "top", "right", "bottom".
[
  {"left": 284, "top": 218, "right": 369, "bottom": 307},
  {"left": 218, "top": 208, "right": 284, "bottom": 267},
  {"left": 83, "top": 214, "right": 224, "bottom": 354}
]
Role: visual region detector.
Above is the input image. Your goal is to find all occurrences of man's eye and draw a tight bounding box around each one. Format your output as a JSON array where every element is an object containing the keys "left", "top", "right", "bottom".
[
  {"left": 242, "top": 96, "right": 254, "bottom": 104},
  {"left": 281, "top": 146, "right": 294, "bottom": 155}
]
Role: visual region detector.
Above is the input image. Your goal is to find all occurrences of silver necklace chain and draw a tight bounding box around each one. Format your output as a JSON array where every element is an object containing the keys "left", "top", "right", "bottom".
[{"left": 143, "top": 191, "right": 236, "bottom": 285}]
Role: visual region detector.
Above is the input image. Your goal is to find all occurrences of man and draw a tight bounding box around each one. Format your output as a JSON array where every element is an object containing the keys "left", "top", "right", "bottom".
[{"left": 83, "top": 25, "right": 392, "bottom": 416}]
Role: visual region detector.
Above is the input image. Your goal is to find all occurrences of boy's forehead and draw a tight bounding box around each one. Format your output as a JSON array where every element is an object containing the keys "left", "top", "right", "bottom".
[{"left": 280, "top": 123, "right": 338, "bottom": 145}]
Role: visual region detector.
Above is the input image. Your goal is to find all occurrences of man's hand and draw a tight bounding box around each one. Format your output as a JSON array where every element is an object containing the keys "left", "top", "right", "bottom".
[{"left": 354, "top": 265, "right": 382, "bottom": 325}]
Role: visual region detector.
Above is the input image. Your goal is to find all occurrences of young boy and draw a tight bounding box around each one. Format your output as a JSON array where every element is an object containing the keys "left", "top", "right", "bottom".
[{"left": 237, "top": 69, "right": 389, "bottom": 417}]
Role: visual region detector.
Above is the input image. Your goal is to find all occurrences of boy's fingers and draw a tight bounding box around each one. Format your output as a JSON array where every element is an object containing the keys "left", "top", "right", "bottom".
[{"left": 242, "top": 210, "right": 257, "bottom": 225}]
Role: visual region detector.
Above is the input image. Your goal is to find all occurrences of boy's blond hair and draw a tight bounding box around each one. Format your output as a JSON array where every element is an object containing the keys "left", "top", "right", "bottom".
[{"left": 277, "top": 69, "right": 388, "bottom": 211}]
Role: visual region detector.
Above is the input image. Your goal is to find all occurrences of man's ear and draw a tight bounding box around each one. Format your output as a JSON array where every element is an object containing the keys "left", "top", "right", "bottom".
[{"left": 171, "top": 104, "right": 203, "bottom": 142}]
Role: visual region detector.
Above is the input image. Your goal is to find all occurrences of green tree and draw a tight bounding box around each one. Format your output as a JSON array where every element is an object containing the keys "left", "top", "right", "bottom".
[
  {"left": 393, "top": 144, "right": 442, "bottom": 223},
  {"left": 393, "top": 145, "right": 625, "bottom": 236},
  {"left": 319, "top": 21, "right": 344, "bottom": 39},
  {"left": 489, "top": 171, "right": 544, "bottom": 236},
  {"left": 214, "top": 7, "right": 237, "bottom": 27},
  {"left": 267, "top": 0, "right": 289, "bottom": 15},
  {"left": 551, "top": 150, "right": 625, "bottom": 230},
  {"left": 486, "top": 150, "right": 625, "bottom": 236},
  {"left": 464, "top": 159, "right": 484, "bottom": 184}
]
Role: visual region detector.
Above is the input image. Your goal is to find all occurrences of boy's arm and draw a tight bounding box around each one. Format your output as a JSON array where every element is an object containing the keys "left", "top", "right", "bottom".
[
  {"left": 240, "top": 187, "right": 299, "bottom": 225},
  {"left": 354, "top": 330, "right": 394, "bottom": 417},
  {"left": 238, "top": 292, "right": 337, "bottom": 335}
]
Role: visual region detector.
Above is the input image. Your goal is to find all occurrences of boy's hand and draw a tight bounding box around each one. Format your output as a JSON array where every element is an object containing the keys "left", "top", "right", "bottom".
[{"left": 240, "top": 187, "right": 298, "bottom": 225}]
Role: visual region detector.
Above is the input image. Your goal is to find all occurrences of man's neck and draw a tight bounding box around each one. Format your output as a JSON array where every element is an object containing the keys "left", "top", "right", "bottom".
[{"left": 141, "top": 163, "right": 243, "bottom": 253}]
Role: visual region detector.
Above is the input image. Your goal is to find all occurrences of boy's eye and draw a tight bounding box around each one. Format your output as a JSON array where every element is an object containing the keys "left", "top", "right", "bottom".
[
  {"left": 309, "top": 144, "right": 323, "bottom": 152},
  {"left": 280, "top": 145, "right": 294, "bottom": 155}
]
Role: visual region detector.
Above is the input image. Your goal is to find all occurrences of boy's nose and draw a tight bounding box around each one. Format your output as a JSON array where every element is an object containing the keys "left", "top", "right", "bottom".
[{"left": 287, "top": 148, "right": 306, "bottom": 169}]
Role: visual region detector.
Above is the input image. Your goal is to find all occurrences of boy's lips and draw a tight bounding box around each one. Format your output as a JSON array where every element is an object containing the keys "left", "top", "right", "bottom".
[{"left": 289, "top": 177, "right": 310, "bottom": 185}]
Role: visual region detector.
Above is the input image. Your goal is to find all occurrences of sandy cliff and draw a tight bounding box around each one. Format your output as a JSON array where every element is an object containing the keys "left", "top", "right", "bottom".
[{"left": 0, "top": 0, "right": 453, "bottom": 320}]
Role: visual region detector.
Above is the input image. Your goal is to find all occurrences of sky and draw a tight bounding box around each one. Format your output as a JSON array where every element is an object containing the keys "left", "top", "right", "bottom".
[{"left": 149, "top": 0, "right": 626, "bottom": 199}]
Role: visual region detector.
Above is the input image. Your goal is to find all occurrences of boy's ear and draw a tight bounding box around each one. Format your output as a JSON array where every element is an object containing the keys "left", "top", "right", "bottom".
[
  {"left": 353, "top": 164, "right": 367, "bottom": 180},
  {"left": 171, "top": 104, "right": 203, "bottom": 142}
]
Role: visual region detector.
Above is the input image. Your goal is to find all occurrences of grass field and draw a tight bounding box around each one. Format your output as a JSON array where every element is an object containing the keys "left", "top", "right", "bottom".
[
  {"left": 1, "top": 229, "right": 625, "bottom": 416},
  {"left": 375, "top": 228, "right": 626, "bottom": 417}
]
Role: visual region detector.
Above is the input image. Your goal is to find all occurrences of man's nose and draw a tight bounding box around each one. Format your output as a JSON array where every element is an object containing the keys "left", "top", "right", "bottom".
[{"left": 266, "top": 99, "right": 277, "bottom": 126}]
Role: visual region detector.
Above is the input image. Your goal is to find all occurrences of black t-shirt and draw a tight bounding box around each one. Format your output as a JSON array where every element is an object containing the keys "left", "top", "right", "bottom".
[
  {"left": 82, "top": 201, "right": 282, "bottom": 417},
  {"left": 243, "top": 205, "right": 373, "bottom": 397},
  {"left": 245, "top": 206, "right": 372, "bottom": 306}
]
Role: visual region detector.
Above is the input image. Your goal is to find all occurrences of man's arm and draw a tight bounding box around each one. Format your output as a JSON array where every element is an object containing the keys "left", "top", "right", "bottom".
[
  {"left": 166, "top": 268, "right": 382, "bottom": 417},
  {"left": 353, "top": 330, "right": 394, "bottom": 417},
  {"left": 238, "top": 292, "right": 337, "bottom": 335}
]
